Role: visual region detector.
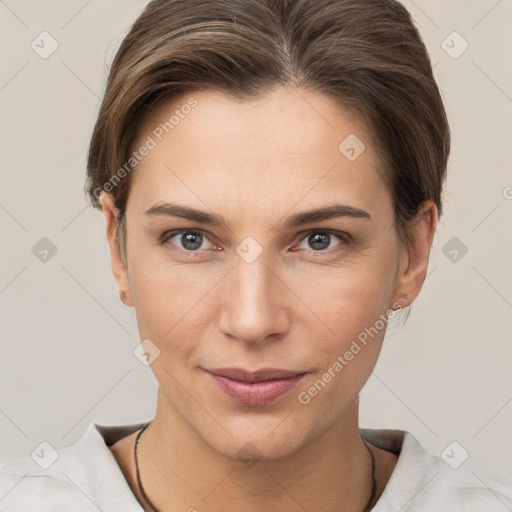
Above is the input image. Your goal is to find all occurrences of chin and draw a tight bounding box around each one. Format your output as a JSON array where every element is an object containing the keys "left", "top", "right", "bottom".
[
  {"left": 198, "top": 414, "right": 308, "bottom": 462},
  {"left": 226, "top": 431, "right": 306, "bottom": 463}
]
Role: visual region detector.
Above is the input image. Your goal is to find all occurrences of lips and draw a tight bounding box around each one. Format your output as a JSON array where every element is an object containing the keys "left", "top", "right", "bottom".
[{"left": 205, "top": 367, "right": 306, "bottom": 406}]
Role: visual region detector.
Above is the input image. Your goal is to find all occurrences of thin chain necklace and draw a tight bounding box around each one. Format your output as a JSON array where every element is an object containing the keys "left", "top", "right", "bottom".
[
  {"left": 133, "top": 421, "right": 376, "bottom": 512},
  {"left": 134, "top": 421, "right": 159, "bottom": 512}
]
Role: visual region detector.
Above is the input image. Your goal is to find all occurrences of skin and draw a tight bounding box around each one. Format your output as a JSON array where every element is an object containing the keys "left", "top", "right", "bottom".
[{"left": 102, "top": 86, "right": 437, "bottom": 511}]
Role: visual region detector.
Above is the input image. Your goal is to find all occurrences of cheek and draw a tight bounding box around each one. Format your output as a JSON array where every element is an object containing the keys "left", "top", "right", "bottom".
[
  {"left": 127, "top": 246, "right": 223, "bottom": 360},
  {"left": 293, "top": 263, "right": 394, "bottom": 428},
  {"left": 289, "top": 251, "right": 397, "bottom": 398},
  {"left": 294, "top": 254, "right": 396, "bottom": 337}
]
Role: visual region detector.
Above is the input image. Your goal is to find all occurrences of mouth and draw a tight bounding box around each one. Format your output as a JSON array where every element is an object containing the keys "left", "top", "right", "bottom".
[{"left": 205, "top": 367, "right": 307, "bottom": 406}]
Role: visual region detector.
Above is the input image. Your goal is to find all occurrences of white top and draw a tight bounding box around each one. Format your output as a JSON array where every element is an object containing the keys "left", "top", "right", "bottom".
[{"left": 1, "top": 422, "right": 511, "bottom": 511}]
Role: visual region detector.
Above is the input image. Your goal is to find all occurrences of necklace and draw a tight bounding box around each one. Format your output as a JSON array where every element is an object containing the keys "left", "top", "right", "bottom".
[
  {"left": 133, "top": 421, "right": 376, "bottom": 512},
  {"left": 362, "top": 440, "right": 377, "bottom": 511},
  {"left": 134, "top": 421, "right": 159, "bottom": 512}
]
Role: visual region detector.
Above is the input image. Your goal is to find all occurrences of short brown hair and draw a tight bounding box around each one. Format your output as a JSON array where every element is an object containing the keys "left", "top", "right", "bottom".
[{"left": 85, "top": 0, "right": 450, "bottom": 260}]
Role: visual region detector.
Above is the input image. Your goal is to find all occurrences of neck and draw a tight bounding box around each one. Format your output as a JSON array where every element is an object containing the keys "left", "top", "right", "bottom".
[{"left": 137, "top": 388, "right": 376, "bottom": 512}]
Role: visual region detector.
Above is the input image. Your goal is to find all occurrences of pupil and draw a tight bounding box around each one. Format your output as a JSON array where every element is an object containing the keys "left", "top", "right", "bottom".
[
  {"left": 309, "top": 233, "right": 330, "bottom": 251},
  {"left": 182, "top": 231, "right": 202, "bottom": 250}
]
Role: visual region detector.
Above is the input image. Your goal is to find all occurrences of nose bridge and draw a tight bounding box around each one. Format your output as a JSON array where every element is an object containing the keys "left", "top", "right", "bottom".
[{"left": 219, "top": 245, "right": 289, "bottom": 342}]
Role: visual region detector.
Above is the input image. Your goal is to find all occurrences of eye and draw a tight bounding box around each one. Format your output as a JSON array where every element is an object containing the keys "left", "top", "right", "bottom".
[
  {"left": 160, "top": 229, "right": 215, "bottom": 252},
  {"left": 292, "top": 230, "right": 350, "bottom": 254},
  {"left": 160, "top": 229, "right": 350, "bottom": 255}
]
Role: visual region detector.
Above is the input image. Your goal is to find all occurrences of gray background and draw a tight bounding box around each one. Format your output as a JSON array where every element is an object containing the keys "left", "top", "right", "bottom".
[{"left": 1, "top": 0, "right": 511, "bottom": 475}]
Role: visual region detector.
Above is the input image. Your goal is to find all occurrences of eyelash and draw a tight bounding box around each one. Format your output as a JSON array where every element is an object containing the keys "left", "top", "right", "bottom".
[{"left": 159, "top": 229, "right": 351, "bottom": 256}]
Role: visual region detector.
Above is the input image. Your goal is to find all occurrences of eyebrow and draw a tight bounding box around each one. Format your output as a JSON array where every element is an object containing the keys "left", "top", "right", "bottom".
[{"left": 143, "top": 202, "right": 371, "bottom": 230}]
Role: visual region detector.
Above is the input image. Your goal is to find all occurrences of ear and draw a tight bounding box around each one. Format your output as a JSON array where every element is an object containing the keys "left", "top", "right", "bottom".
[
  {"left": 391, "top": 200, "right": 438, "bottom": 309},
  {"left": 99, "top": 193, "right": 134, "bottom": 307}
]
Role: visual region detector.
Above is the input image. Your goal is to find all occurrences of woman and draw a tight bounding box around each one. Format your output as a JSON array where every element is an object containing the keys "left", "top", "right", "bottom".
[{"left": 1, "top": 0, "right": 511, "bottom": 510}]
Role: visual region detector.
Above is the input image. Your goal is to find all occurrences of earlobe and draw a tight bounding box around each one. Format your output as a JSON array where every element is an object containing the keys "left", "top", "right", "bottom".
[
  {"left": 119, "top": 289, "right": 131, "bottom": 306},
  {"left": 390, "top": 200, "right": 438, "bottom": 309},
  {"left": 99, "top": 193, "right": 134, "bottom": 307}
]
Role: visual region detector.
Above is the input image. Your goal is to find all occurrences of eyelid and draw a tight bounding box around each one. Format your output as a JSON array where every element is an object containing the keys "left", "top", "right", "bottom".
[{"left": 295, "top": 228, "right": 351, "bottom": 242}]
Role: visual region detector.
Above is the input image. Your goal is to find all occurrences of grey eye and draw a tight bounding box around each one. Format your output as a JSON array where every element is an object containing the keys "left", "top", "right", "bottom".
[
  {"left": 164, "top": 230, "right": 213, "bottom": 251},
  {"left": 296, "top": 231, "right": 347, "bottom": 252},
  {"left": 307, "top": 232, "right": 332, "bottom": 251}
]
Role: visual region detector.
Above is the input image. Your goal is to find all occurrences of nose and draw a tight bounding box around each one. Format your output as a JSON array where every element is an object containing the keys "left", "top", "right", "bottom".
[{"left": 218, "top": 250, "right": 291, "bottom": 345}]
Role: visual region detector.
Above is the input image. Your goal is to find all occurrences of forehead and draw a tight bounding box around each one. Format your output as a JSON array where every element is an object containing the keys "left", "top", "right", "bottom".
[{"left": 128, "top": 87, "right": 391, "bottom": 218}]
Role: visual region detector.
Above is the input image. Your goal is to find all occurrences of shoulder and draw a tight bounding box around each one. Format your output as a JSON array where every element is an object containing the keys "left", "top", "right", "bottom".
[
  {"left": 0, "top": 421, "right": 146, "bottom": 512},
  {"left": 0, "top": 446, "right": 99, "bottom": 512},
  {"left": 409, "top": 454, "right": 512, "bottom": 510},
  {"left": 363, "top": 428, "right": 512, "bottom": 511}
]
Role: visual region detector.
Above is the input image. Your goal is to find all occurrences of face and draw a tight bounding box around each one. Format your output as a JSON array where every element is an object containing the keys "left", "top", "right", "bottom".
[{"left": 101, "top": 86, "right": 435, "bottom": 460}]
